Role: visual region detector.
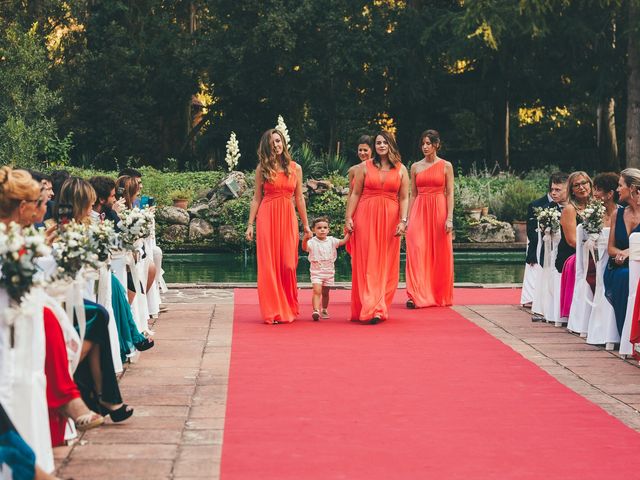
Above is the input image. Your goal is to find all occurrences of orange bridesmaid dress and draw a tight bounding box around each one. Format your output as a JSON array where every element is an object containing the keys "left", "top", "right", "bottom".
[
  {"left": 350, "top": 160, "right": 401, "bottom": 322},
  {"left": 256, "top": 164, "right": 300, "bottom": 323},
  {"left": 405, "top": 160, "right": 453, "bottom": 307}
]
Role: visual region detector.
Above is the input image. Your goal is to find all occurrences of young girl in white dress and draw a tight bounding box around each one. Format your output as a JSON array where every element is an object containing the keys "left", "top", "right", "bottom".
[{"left": 302, "top": 217, "right": 350, "bottom": 321}]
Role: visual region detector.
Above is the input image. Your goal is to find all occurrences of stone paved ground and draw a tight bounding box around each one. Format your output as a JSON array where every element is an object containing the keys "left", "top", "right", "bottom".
[{"left": 53, "top": 289, "right": 640, "bottom": 479}]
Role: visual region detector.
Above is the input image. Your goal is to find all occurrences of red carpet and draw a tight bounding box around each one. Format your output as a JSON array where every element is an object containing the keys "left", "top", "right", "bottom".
[{"left": 221, "top": 289, "right": 640, "bottom": 479}]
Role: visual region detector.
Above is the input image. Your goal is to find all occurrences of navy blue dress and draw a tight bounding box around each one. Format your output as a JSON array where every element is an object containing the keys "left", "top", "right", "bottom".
[
  {"left": 604, "top": 206, "right": 640, "bottom": 335},
  {"left": 0, "top": 403, "right": 36, "bottom": 480}
]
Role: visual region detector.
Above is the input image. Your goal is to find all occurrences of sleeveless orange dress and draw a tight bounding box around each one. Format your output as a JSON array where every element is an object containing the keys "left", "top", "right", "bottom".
[
  {"left": 256, "top": 164, "right": 299, "bottom": 323},
  {"left": 405, "top": 160, "right": 453, "bottom": 307},
  {"left": 350, "top": 160, "right": 401, "bottom": 321}
]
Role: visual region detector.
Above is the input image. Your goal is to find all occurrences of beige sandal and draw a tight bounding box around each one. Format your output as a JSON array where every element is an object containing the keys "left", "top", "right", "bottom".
[{"left": 74, "top": 411, "right": 105, "bottom": 431}]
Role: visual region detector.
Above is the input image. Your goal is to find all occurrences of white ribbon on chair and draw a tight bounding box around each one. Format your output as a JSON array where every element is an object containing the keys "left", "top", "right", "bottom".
[
  {"left": 622, "top": 233, "right": 640, "bottom": 355},
  {"left": 64, "top": 273, "right": 87, "bottom": 343},
  {"left": 582, "top": 232, "right": 599, "bottom": 308},
  {"left": 97, "top": 264, "right": 123, "bottom": 373}
]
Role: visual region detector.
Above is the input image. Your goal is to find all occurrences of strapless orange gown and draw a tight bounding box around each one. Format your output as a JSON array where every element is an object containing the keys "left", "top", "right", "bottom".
[
  {"left": 405, "top": 161, "right": 453, "bottom": 307},
  {"left": 256, "top": 165, "right": 299, "bottom": 323},
  {"left": 350, "top": 160, "right": 401, "bottom": 321}
]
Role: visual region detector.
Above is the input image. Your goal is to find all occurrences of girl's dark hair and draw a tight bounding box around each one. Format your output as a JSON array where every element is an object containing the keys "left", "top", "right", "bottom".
[
  {"left": 419, "top": 129, "right": 441, "bottom": 151},
  {"left": 115, "top": 175, "right": 140, "bottom": 209},
  {"left": 593, "top": 172, "right": 620, "bottom": 202}
]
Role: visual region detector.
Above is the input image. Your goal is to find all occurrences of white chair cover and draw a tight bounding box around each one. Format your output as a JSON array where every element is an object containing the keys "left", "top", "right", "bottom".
[
  {"left": 97, "top": 265, "right": 123, "bottom": 374},
  {"left": 586, "top": 228, "right": 620, "bottom": 346},
  {"left": 0, "top": 288, "right": 55, "bottom": 473},
  {"left": 520, "top": 236, "right": 542, "bottom": 305},
  {"left": 532, "top": 230, "right": 561, "bottom": 321},
  {"left": 567, "top": 225, "right": 593, "bottom": 334},
  {"left": 621, "top": 232, "right": 640, "bottom": 355}
]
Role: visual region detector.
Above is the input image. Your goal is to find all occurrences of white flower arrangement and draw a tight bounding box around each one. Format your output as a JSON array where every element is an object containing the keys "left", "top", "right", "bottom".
[
  {"left": 225, "top": 131, "right": 241, "bottom": 172},
  {"left": 582, "top": 199, "right": 606, "bottom": 235},
  {"left": 275, "top": 114, "right": 291, "bottom": 150},
  {"left": 0, "top": 222, "right": 51, "bottom": 303},
  {"left": 52, "top": 220, "right": 100, "bottom": 280},
  {"left": 534, "top": 206, "right": 561, "bottom": 235},
  {"left": 118, "top": 207, "right": 153, "bottom": 250},
  {"left": 87, "top": 219, "right": 119, "bottom": 265}
]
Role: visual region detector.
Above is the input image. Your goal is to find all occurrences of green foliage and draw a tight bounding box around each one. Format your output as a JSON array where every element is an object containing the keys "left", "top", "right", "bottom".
[
  {"left": 306, "top": 190, "right": 347, "bottom": 238},
  {"left": 63, "top": 166, "right": 224, "bottom": 207},
  {"left": 292, "top": 144, "right": 322, "bottom": 178},
  {"left": 0, "top": 23, "right": 71, "bottom": 169},
  {"left": 169, "top": 188, "right": 194, "bottom": 202},
  {"left": 217, "top": 195, "right": 252, "bottom": 247},
  {"left": 491, "top": 180, "right": 541, "bottom": 223}
]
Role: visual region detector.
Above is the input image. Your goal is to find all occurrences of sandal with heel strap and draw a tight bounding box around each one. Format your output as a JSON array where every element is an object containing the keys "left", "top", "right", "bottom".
[
  {"left": 74, "top": 411, "right": 104, "bottom": 431},
  {"left": 99, "top": 402, "right": 134, "bottom": 423}
]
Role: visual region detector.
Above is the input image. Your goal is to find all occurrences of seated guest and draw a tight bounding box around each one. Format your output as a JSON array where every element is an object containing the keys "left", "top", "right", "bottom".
[
  {"left": 89, "top": 176, "right": 154, "bottom": 360},
  {"left": 593, "top": 172, "right": 620, "bottom": 228},
  {"left": 1, "top": 403, "right": 61, "bottom": 480},
  {"left": 604, "top": 168, "right": 640, "bottom": 336},
  {"left": 43, "top": 170, "right": 69, "bottom": 223},
  {"left": 558, "top": 171, "right": 593, "bottom": 319},
  {"left": 522, "top": 172, "right": 567, "bottom": 307},
  {"left": 56, "top": 177, "right": 134, "bottom": 422}
]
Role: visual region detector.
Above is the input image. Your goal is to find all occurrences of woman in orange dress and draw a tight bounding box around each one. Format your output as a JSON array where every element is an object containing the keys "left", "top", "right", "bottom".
[
  {"left": 246, "top": 129, "right": 311, "bottom": 324},
  {"left": 405, "top": 129, "right": 454, "bottom": 308},
  {"left": 345, "top": 135, "right": 374, "bottom": 256},
  {"left": 345, "top": 131, "right": 409, "bottom": 324}
]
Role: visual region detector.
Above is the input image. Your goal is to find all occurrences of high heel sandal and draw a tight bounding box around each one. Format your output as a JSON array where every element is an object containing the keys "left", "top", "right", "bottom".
[
  {"left": 99, "top": 402, "right": 134, "bottom": 422},
  {"left": 74, "top": 412, "right": 105, "bottom": 431},
  {"left": 134, "top": 337, "right": 154, "bottom": 351}
]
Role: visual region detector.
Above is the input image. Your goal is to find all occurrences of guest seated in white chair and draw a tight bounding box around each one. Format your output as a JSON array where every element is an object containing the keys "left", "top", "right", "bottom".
[
  {"left": 90, "top": 176, "right": 154, "bottom": 361},
  {"left": 604, "top": 169, "right": 640, "bottom": 339}
]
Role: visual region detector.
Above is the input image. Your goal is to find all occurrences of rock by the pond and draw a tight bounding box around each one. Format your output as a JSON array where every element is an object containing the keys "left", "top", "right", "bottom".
[
  {"left": 219, "top": 224, "right": 241, "bottom": 244},
  {"left": 219, "top": 171, "right": 248, "bottom": 198},
  {"left": 187, "top": 203, "right": 209, "bottom": 219},
  {"left": 306, "top": 179, "right": 333, "bottom": 194},
  {"left": 467, "top": 217, "right": 515, "bottom": 243},
  {"left": 189, "top": 218, "right": 214, "bottom": 241},
  {"left": 162, "top": 224, "right": 188, "bottom": 243},
  {"left": 156, "top": 206, "right": 190, "bottom": 226}
]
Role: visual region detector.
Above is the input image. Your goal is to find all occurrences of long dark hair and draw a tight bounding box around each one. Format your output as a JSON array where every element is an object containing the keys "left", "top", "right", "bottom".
[{"left": 372, "top": 131, "right": 402, "bottom": 169}]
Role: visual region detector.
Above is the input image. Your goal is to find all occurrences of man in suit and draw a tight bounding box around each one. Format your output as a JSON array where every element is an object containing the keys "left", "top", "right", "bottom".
[{"left": 522, "top": 172, "right": 568, "bottom": 309}]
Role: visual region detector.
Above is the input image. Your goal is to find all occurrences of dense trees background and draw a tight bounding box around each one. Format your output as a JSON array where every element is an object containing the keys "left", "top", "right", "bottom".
[{"left": 1, "top": 0, "right": 639, "bottom": 172}]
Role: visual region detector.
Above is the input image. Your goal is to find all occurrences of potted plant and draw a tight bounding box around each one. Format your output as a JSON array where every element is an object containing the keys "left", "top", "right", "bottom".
[
  {"left": 456, "top": 184, "right": 483, "bottom": 221},
  {"left": 170, "top": 188, "right": 193, "bottom": 209},
  {"left": 494, "top": 180, "right": 540, "bottom": 242}
]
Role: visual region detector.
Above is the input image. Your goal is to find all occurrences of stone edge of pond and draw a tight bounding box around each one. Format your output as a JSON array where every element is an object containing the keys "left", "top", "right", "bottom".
[{"left": 166, "top": 282, "right": 522, "bottom": 290}]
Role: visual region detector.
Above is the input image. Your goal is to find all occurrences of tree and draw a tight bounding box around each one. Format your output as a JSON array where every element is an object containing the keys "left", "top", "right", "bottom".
[
  {"left": 0, "top": 23, "right": 71, "bottom": 168},
  {"left": 627, "top": 0, "right": 640, "bottom": 167}
]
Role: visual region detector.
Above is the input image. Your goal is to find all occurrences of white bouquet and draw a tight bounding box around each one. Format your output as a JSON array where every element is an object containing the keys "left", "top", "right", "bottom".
[
  {"left": 582, "top": 199, "right": 606, "bottom": 235},
  {"left": 52, "top": 220, "right": 100, "bottom": 279},
  {"left": 0, "top": 222, "right": 51, "bottom": 303},
  {"left": 534, "top": 206, "right": 561, "bottom": 235},
  {"left": 118, "top": 207, "right": 153, "bottom": 250},
  {"left": 87, "top": 219, "right": 119, "bottom": 264},
  {"left": 225, "top": 131, "right": 241, "bottom": 172}
]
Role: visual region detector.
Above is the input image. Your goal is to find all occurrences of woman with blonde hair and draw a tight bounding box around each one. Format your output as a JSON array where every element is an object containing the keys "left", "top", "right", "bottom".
[
  {"left": 557, "top": 171, "right": 593, "bottom": 319},
  {"left": 605, "top": 168, "right": 640, "bottom": 336},
  {"left": 245, "top": 128, "right": 311, "bottom": 324},
  {"left": 346, "top": 130, "right": 409, "bottom": 324}
]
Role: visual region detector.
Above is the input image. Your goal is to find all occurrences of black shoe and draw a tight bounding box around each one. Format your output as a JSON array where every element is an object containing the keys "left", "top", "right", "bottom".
[
  {"left": 531, "top": 315, "right": 543, "bottom": 322},
  {"left": 99, "top": 403, "right": 134, "bottom": 423},
  {"left": 134, "top": 338, "right": 155, "bottom": 351},
  {"left": 370, "top": 316, "right": 382, "bottom": 325},
  {"left": 406, "top": 299, "right": 416, "bottom": 309},
  {"left": 312, "top": 311, "right": 320, "bottom": 321}
]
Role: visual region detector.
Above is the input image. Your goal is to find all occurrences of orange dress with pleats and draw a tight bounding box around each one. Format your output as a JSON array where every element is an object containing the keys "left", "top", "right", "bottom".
[
  {"left": 350, "top": 160, "right": 401, "bottom": 321},
  {"left": 256, "top": 165, "right": 300, "bottom": 323},
  {"left": 405, "top": 161, "right": 453, "bottom": 307}
]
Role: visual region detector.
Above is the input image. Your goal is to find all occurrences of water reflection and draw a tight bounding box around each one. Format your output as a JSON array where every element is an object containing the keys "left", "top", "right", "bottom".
[{"left": 163, "top": 252, "right": 525, "bottom": 284}]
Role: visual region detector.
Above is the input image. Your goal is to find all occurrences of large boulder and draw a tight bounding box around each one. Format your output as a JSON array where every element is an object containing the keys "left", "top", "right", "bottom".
[
  {"left": 189, "top": 218, "right": 215, "bottom": 241},
  {"left": 306, "top": 179, "right": 333, "bottom": 195},
  {"left": 219, "top": 224, "right": 242, "bottom": 244},
  {"left": 156, "top": 206, "right": 190, "bottom": 226},
  {"left": 467, "top": 216, "right": 515, "bottom": 243},
  {"left": 162, "top": 224, "right": 188, "bottom": 243},
  {"left": 187, "top": 203, "right": 210, "bottom": 219}
]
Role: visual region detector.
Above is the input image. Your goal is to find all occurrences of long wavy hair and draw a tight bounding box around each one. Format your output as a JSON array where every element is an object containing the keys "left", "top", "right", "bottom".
[
  {"left": 115, "top": 175, "right": 141, "bottom": 209},
  {"left": 372, "top": 130, "right": 402, "bottom": 168},
  {"left": 258, "top": 129, "right": 293, "bottom": 182},
  {"left": 57, "top": 177, "right": 97, "bottom": 221}
]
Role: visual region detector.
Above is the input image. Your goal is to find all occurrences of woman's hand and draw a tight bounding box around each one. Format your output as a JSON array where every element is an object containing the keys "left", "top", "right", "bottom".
[
  {"left": 615, "top": 250, "right": 629, "bottom": 265},
  {"left": 44, "top": 224, "right": 58, "bottom": 245},
  {"left": 113, "top": 198, "right": 126, "bottom": 214},
  {"left": 345, "top": 217, "right": 354, "bottom": 233},
  {"left": 245, "top": 224, "right": 254, "bottom": 242},
  {"left": 395, "top": 221, "right": 407, "bottom": 237},
  {"left": 445, "top": 219, "right": 454, "bottom": 233},
  {"left": 303, "top": 225, "right": 312, "bottom": 240}
]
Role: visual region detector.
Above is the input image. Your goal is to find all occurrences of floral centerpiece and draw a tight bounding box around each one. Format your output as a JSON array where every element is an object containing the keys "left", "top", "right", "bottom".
[
  {"left": 534, "top": 206, "right": 561, "bottom": 236},
  {"left": 87, "top": 219, "right": 119, "bottom": 264},
  {"left": 0, "top": 222, "right": 51, "bottom": 303},
  {"left": 117, "top": 207, "right": 153, "bottom": 250},
  {"left": 52, "top": 220, "right": 100, "bottom": 280}
]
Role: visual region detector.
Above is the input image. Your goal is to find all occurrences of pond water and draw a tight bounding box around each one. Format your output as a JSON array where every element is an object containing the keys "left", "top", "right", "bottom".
[{"left": 162, "top": 251, "right": 525, "bottom": 285}]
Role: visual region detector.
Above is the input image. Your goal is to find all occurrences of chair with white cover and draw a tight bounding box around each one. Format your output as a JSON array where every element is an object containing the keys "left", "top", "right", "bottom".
[
  {"left": 532, "top": 229, "right": 561, "bottom": 323},
  {"left": 567, "top": 225, "right": 593, "bottom": 335},
  {"left": 586, "top": 227, "right": 619, "bottom": 349},
  {"left": 521, "top": 236, "right": 542, "bottom": 306},
  {"left": 0, "top": 288, "right": 55, "bottom": 473},
  {"left": 620, "top": 232, "right": 640, "bottom": 356}
]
